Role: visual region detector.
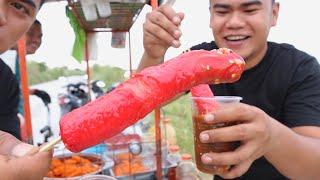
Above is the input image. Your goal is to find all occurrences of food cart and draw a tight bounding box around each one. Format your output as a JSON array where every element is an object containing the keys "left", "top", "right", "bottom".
[{"left": 17, "top": 0, "right": 174, "bottom": 179}]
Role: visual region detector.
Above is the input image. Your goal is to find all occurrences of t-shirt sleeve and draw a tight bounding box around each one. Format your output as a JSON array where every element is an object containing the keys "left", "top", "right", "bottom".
[
  {"left": 190, "top": 41, "right": 217, "bottom": 51},
  {"left": 0, "top": 60, "right": 20, "bottom": 139},
  {"left": 282, "top": 57, "right": 320, "bottom": 128}
]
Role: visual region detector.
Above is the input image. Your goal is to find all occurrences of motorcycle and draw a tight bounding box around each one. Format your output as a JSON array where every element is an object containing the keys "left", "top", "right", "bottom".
[
  {"left": 92, "top": 80, "right": 106, "bottom": 98},
  {"left": 58, "top": 80, "right": 105, "bottom": 117}
]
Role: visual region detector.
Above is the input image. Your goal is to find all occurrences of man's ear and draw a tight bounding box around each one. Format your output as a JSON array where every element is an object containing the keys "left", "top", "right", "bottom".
[{"left": 271, "top": 2, "right": 280, "bottom": 27}]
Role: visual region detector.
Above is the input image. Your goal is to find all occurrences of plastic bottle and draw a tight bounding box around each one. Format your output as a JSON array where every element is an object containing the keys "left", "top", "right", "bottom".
[
  {"left": 166, "top": 145, "right": 181, "bottom": 180},
  {"left": 176, "top": 153, "right": 201, "bottom": 180},
  {"left": 162, "top": 118, "right": 177, "bottom": 146},
  {"left": 167, "top": 145, "right": 181, "bottom": 164}
]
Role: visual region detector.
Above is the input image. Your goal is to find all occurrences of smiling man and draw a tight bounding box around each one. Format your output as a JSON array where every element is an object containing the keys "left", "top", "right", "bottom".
[
  {"left": 26, "top": 19, "right": 42, "bottom": 54},
  {"left": 138, "top": 0, "right": 320, "bottom": 179},
  {"left": 0, "top": 0, "right": 52, "bottom": 179},
  {"left": 1, "top": 0, "right": 40, "bottom": 139},
  {"left": 0, "top": 0, "right": 39, "bottom": 52}
]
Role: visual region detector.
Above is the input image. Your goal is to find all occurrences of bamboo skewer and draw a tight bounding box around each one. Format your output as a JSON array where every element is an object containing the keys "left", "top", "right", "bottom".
[{"left": 39, "top": 136, "right": 62, "bottom": 152}]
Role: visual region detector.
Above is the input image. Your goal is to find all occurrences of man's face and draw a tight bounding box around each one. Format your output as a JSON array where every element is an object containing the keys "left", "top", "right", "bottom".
[
  {"left": 0, "top": 0, "right": 41, "bottom": 54},
  {"left": 209, "top": 0, "right": 279, "bottom": 65},
  {"left": 26, "top": 23, "right": 42, "bottom": 54}
]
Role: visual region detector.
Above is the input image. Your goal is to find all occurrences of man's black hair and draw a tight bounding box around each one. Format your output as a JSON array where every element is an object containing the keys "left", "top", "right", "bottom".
[{"left": 34, "top": 19, "right": 42, "bottom": 26}]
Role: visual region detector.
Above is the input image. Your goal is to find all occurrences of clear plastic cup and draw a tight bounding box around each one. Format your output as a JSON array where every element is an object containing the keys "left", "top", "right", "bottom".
[{"left": 190, "top": 96, "right": 242, "bottom": 174}]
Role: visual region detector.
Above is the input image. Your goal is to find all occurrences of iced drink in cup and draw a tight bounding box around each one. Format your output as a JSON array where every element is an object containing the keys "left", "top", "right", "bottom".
[{"left": 190, "top": 96, "right": 242, "bottom": 174}]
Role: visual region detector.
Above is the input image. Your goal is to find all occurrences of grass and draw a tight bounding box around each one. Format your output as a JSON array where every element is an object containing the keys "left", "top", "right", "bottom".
[
  {"left": 162, "top": 94, "right": 194, "bottom": 155},
  {"left": 161, "top": 94, "right": 214, "bottom": 179}
]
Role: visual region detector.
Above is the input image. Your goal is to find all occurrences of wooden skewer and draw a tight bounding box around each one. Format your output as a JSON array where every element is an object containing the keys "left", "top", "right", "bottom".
[{"left": 39, "top": 136, "right": 62, "bottom": 152}]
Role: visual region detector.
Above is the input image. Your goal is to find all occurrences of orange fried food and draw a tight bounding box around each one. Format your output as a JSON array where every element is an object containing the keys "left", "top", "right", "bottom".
[
  {"left": 46, "top": 155, "right": 101, "bottom": 178},
  {"left": 51, "top": 158, "right": 63, "bottom": 168},
  {"left": 113, "top": 153, "right": 148, "bottom": 176},
  {"left": 115, "top": 152, "right": 133, "bottom": 161}
]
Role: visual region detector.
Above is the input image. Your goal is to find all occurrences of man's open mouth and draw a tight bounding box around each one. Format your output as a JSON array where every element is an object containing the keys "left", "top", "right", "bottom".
[{"left": 225, "top": 35, "right": 250, "bottom": 41}]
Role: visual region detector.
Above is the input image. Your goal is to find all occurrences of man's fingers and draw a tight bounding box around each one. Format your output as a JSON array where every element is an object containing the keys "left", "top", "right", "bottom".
[
  {"left": 158, "top": 5, "right": 182, "bottom": 25},
  {"left": 200, "top": 124, "right": 252, "bottom": 143},
  {"left": 11, "top": 143, "right": 35, "bottom": 157},
  {"left": 144, "top": 21, "right": 180, "bottom": 47},
  {"left": 9, "top": 149, "right": 53, "bottom": 180},
  {"left": 143, "top": 5, "right": 184, "bottom": 52},
  {"left": 177, "top": 12, "right": 185, "bottom": 22},
  {"left": 201, "top": 143, "right": 254, "bottom": 166},
  {"left": 204, "top": 103, "right": 260, "bottom": 124},
  {"left": 148, "top": 11, "right": 181, "bottom": 39},
  {"left": 216, "top": 159, "right": 253, "bottom": 179},
  {"left": 25, "top": 146, "right": 40, "bottom": 156},
  {"left": 35, "top": 149, "right": 53, "bottom": 159}
]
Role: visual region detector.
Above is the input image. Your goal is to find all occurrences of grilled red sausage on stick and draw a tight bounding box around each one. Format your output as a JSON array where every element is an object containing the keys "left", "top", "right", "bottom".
[{"left": 40, "top": 48, "right": 245, "bottom": 153}]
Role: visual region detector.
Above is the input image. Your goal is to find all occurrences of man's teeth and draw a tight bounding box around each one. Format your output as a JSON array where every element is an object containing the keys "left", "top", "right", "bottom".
[{"left": 226, "top": 36, "right": 247, "bottom": 41}]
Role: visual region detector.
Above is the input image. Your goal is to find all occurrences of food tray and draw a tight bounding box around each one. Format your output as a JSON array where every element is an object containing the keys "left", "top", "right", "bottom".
[
  {"left": 109, "top": 160, "right": 176, "bottom": 180},
  {"left": 44, "top": 153, "right": 105, "bottom": 180}
]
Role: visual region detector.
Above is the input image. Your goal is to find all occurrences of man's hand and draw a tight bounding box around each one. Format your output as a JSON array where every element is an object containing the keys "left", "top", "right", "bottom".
[
  {"left": 31, "top": 89, "right": 51, "bottom": 106},
  {"left": 199, "top": 103, "right": 278, "bottom": 179},
  {"left": 0, "top": 148, "right": 53, "bottom": 180},
  {"left": 143, "top": 4, "right": 184, "bottom": 60},
  {"left": 0, "top": 131, "right": 53, "bottom": 180}
]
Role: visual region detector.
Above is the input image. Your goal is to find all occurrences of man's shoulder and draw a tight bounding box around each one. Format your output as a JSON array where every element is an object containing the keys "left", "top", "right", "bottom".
[
  {"left": 0, "top": 50, "right": 18, "bottom": 73},
  {"left": 184, "top": 41, "right": 218, "bottom": 52},
  {"left": 268, "top": 42, "right": 317, "bottom": 64},
  {"left": 0, "top": 58, "right": 18, "bottom": 95},
  {"left": 0, "top": 58, "right": 15, "bottom": 82},
  {"left": 0, "top": 58, "right": 11, "bottom": 78}
]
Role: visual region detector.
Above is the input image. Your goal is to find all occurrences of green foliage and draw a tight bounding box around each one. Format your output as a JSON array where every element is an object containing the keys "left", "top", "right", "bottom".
[
  {"left": 27, "top": 61, "right": 125, "bottom": 88},
  {"left": 162, "top": 94, "right": 194, "bottom": 156},
  {"left": 91, "top": 64, "right": 125, "bottom": 90},
  {"left": 27, "top": 61, "right": 84, "bottom": 85}
]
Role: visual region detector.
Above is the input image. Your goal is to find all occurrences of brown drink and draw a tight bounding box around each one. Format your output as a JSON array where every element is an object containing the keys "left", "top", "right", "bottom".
[{"left": 191, "top": 96, "right": 242, "bottom": 174}]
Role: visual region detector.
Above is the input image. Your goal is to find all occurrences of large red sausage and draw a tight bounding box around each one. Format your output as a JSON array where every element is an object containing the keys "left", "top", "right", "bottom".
[
  {"left": 60, "top": 48, "right": 245, "bottom": 152},
  {"left": 191, "top": 84, "right": 217, "bottom": 114}
]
